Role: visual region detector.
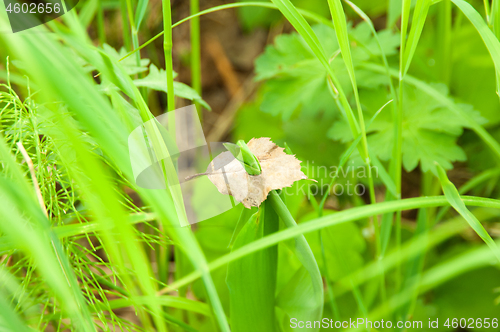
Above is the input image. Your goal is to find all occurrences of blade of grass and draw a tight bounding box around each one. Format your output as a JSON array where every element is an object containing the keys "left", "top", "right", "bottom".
[
  {"left": 326, "top": 1, "right": 378, "bottom": 239},
  {"left": 451, "top": 0, "right": 500, "bottom": 99},
  {"left": 401, "top": 0, "right": 432, "bottom": 78},
  {"left": 135, "top": 0, "right": 148, "bottom": 30},
  {"left": 105, "top": 296, "right": 212, "bottom": 316},
  {"left": 226, "top": 206, "right": 278, "bottom": 332},
  {"left": 270, "top": 0, "right": 361, "bottom": 138},
  {"left": 118, "top": 2, "right": 333, "bottom": 63},
  {"left": 450, "top": 0, "right": 500, "bottom": 76},
  {"left": 269, "top": 191, "right": 323, "bottom": 329},
  {"left": 318, "top": 99, "right": 393, "bottom": 212},
  {"left": 1, "top": 20, "right": 229, "bottom": 331},
  {"left": 160, "top": 195, "right": 500, "bottom": 293},
  {"left": 0, "top": 213, "right": 162, "bottom": 253},
  {"left": 435, "top": 168, "right": 500, "bottom": 223},
  {"left": 334, "top": 209, "right": 499, "bottom": 298},
  {"left": 0, "top": 295, "right": 30, "bottom": 332},
  {"left": 435, "top": 163, "right": 500, "bottom": 262},
  {"left": 0, "top": 137, "right": 96, "bottom": 332},
  {"left": 120, "top": 0, "right": 131, "bottom": 50}
]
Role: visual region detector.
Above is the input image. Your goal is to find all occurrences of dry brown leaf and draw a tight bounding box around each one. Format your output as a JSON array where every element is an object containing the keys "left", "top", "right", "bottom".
[{"left": 206, "top": 137, "right": 308, "bottom": 208}]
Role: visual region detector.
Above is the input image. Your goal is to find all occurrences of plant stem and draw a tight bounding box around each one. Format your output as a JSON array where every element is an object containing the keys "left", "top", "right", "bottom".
[
  {"left": 120, "top": 0, "right": 131, "bottom": 51},
  {"left": 394, "top": 0, "right": 411, "bottom": 297},
  {"left": 118, "top": 2, "right": 333, "bottom": 63},
  {"left": 162, "top": 0, "right": 176, "bottom": 113},
  {"left": 125, "top": 0, "right": 147, "bottom": 97},
  {"left": 190, "top": 0, "right": 202, "bottom": 117},
  {"left": 268, "top": 190, "right": 324, "bottom": 317},
  {"left": 97, "top": 0, "right": 106, "bottom": 44}
]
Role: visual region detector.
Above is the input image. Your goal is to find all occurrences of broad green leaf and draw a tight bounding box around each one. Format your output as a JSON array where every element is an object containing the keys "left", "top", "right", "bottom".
[
  {"left": 226, "top": 205, "right": 278, "bottom": 332},
  {"left": 228, "top": 207, "right": 258, "bottom": 248},
  {"left": 255, "top": 23, "right": 398, "bottom": 120},
  {"left": 431, "top": 267, "right": 500, "bottom": 324},
  {"left": 363, "top": 62, "right": 500, "bottom": 164},
  {"left": 303, "top": 212, "right": 366, "bottom": 282},
  {"left": 269, "top": 192, "right": 323, "bottom": 332},
  {"left": 331, "top": 83, "right": 484, "bottom": 173},
  {"left": 101, "top": 44, "right": 150, "bottom": 75}
]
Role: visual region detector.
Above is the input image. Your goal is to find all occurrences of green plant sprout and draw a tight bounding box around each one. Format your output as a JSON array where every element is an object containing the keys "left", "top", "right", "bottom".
[{"left": 223, "top": 140, "right": 262, "bottom": 176}]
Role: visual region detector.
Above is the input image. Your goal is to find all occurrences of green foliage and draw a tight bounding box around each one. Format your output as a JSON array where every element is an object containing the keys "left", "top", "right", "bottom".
[
  {"left": 133, "top": 64, "right": 210, "bottom": 110},
  {"left": 331, "top": 84, "right": 485, "bottom": 172},
  {"left": 303, "top": 211, "right": 366, "bottom": 281},
  {"left": 226, "top": 207, "right": 278, "bottom": 332},
  {"left": 2, "top": 0, "right": 500, "bottom": 330},
  {"left": 223, "top": 140, "right": 262, "bottom": 175},
  {"left": 236, "top": 0, "right": 329, "bottom": 31},
  {"left": 255, "top": 22, "right": 399, "bottom": 120},
  {"left": 436, "top": 163, "right": 500, "bottom": 262}
]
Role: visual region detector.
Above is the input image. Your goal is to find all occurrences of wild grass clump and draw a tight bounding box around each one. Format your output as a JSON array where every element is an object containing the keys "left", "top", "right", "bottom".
[{"left": 1, "top": 0, "right": 500, "bottom": 331}]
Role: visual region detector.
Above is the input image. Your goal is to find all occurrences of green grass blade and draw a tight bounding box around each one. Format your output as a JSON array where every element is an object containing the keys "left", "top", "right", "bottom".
[
  {"left": 162, "top": 195, "right": 500, "bottom": 292},
  {"left": 118, "top": 2, "right": 333, "bottom": 63},
  {"left": 0, "top": 296, "right": 30, "bottom": 332},
  {"left": 435, "top": 168, "right": 500, "bottom": 223},
  {"left": 135, "top": 0, "right": 148, "bottom": 29},
  {"left": 435, "top": 163, "right": 500, "bottom": 262},
  {"left": 327, "top": 0, "right": 376, "bottom": 200},
  {"left": 401, "top": 0, "right": 432, "bottom": 77},
  {"left": 318, "top": 100, "right": 392, "bottom": 212},
  {"left": 105, "top": 296, "right": 212, "bottom": 316},
  {"left": 0, "top": 21, "right": 229, "bottom": 331},
  {"left": 226, "top": 206, "right": 278, "bottom": 332},
  {"left": 450, "top": 0, "right": 500, "bottom": 75},
  {"left": 268, "top": 191, "right": 323, "bottom": 328},
  {"left": 96, "top": 0, "right": 106, "bottom": 44},
  {"left": 269, "top": 0, "right": 360, "bottom": 136}
]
